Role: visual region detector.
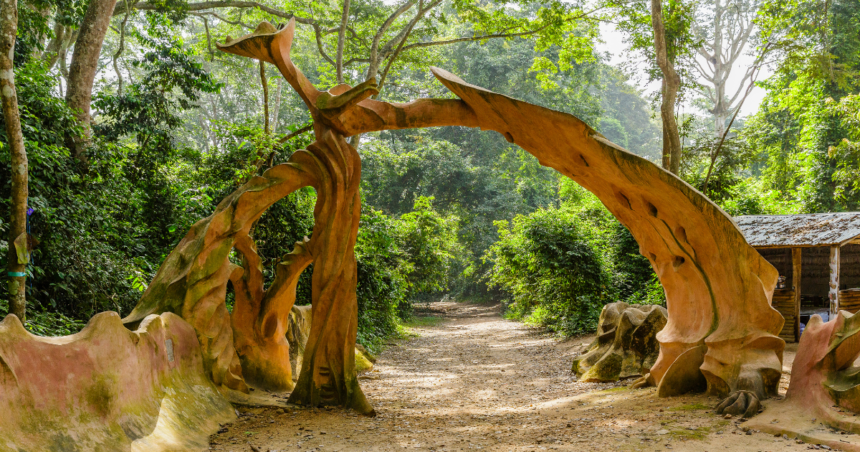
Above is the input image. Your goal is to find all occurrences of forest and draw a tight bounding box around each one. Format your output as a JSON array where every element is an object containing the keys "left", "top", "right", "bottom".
[{"left": 0, "top": 0, "right": 858, "bottom": 353}]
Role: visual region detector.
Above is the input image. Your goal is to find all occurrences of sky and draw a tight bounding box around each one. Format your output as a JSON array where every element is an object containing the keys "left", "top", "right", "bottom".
[{"left": 596, "top": 22, "right": 772, "bottom": 117}]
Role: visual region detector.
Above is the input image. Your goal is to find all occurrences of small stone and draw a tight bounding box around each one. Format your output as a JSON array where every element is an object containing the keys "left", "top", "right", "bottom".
[
  {"left": 656, "top": 429, "right": 669, "bottom": 435},
  {"left": 724, "top": 414, "right": 732, "bottom": 419}
]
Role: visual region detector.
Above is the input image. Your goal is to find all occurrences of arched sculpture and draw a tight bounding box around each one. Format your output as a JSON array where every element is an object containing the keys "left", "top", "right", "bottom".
[
  {"left": 121, "top": 18, "right": 785, "bottom": 415},
  {"left": 572, "top": 302, "right": 667, "bottom": 382}
]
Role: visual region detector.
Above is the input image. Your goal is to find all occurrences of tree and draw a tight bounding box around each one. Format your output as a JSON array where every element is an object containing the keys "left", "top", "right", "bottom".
[
  {"left": 1, "top": 0, "right": 29, "bottom": 321},
  {"left": 106, "top": 0, "right": 598, "bottom": 148},
  {"left": 65, "top": 0, "right": 119, "bottom": 159},
  {"left": 692, "top": 0, "right": 758, "bottom": 137},
  {"left": 651, "top": 0, "right": 683, "bottom": 174},
  {"left": 607, "top": 0, "right": 698, "bottom": 174},
  {"left": 745, "top": 0, "right": 860, "bottom": 211}
]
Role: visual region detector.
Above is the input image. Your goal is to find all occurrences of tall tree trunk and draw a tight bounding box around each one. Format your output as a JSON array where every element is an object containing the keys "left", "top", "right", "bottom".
[
  {"left": 43, "top": 22, "right": 67, "bottom": 69},
  {"left": 271, "top": 78, "right": 282, "bottom": 133},
  {"left": 260, "top": 61, "right": 269, "bottom": 135},
  {"left": 65, "top": 0, "right": 119, "bottom": 160},
  {"left": 1, "top": 0, "right": 28, "bottom": 322},
  {"left": 651, "top": 0, "right": 682, "bottom": 175},
  {"left": 335, "top": 0, "right": 351, "bottom": 84},
  {"left": 711, "top": 0, "right": 726, "bottom": 138}
]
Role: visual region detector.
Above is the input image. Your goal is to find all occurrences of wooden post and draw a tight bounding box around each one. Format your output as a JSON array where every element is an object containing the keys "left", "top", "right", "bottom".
[
  {"left": 830, "top": 245, "right": 841, "bottom": 316},
  {"left": 792, "top": 248, "right": 802, "bottom": 342}
]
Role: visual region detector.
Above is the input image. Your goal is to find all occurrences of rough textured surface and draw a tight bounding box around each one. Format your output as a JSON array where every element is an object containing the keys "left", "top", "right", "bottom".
[
  {"left": 735, "top": 213, "right": 860, "bottom": 247},
  {"left": 286, "top": 305, "right": 373, "bottom": 378},
  {"left": 572, "top": 302, "right": 667, "bottom": 382},
  {"left": 287, "top": 304, "right": 313, "bottom": 382},
  {"left": 0, "top": 312, "right": 235, "bottom": 451},
  {"left": 123, "top": 158, "right": 315, "bottom": 394}
]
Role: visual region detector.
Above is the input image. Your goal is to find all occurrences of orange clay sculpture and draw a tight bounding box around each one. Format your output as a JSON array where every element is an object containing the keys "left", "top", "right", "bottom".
[{"left": 123, "top": 19, "right": 785, "bottom": 415}]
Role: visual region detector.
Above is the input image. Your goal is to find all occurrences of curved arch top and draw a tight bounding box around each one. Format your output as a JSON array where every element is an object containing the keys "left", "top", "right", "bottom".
[{"left": 429, "top": 67, "right": 785, "bottom": 397}]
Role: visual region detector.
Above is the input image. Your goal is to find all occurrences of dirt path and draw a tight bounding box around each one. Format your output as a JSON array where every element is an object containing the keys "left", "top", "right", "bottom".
[{"left": 210, "top": 302, "right": 831, "bottom": 451}]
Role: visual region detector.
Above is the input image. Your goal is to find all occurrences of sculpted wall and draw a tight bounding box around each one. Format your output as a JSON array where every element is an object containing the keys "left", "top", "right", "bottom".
[{"left": 0, "top": 312, "right": 234, "bottom": 451}]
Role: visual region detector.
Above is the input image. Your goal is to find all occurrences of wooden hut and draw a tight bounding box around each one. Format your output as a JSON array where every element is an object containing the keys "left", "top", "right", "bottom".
[{"left": 735, "top": 213, "right": 860, "bottom": 343}]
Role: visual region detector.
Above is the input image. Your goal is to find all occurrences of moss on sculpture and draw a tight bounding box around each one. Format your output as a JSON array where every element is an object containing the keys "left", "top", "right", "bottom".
[{"left": 572, "top": 302, "right": 667, "bottom": 382}]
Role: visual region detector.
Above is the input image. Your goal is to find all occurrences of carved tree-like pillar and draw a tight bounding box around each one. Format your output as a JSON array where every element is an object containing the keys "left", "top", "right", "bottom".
[
  {"left": 122, "top": 158, "right": 318, "bottom": 394},
  {"left": 215, "top": 21, "right": 474, "bottom": 413},
  {"left": 288, "top": 132, "right": 369, "bottom": 412},
  {"left": 231, "top": 235, "right": 313, "bottom": 392}
]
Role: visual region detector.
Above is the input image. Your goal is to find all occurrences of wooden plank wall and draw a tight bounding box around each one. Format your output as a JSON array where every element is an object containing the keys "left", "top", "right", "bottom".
[
  {"left": 841, "top": 289, "right": 860, "bottom": 313},
  {"left": 773, "top": 289, "right": 796, "bottom": 342}
]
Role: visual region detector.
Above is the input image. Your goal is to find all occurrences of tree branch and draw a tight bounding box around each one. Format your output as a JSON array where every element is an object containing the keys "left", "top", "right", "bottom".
[
  {"left": 277, "top": 124, "right": 313, "bottom": 147},
  {"left": 113, "top": 0, "right": 317, "bottom": 24},
  {"left": 202, "top": 16, "right": 214, "bottom": 59},
  {"left": 375, "top": 0, "right": 433, "bottom": 96},
  {"left": 312, "top": 24, "right": 336, "bottom": 67},
  {"left": 397, "top": 10, "right": 596, "bottom": 53},
  {"left": 701, "top": 43, "right": 772, "bottom": 192},
  {"left": 368, "top": 0, "right": 416, "bottom": 80},
  {"left": 113, "top": 0, "right": 130, "bottom": 96},
  {"left": 336, "top": 0, "right": 351, "bottom": 84}
]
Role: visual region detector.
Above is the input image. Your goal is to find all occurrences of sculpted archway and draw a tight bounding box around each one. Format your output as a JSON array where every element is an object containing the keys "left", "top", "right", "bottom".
[{"left": 123, "top": 19, "right": 785, "bottom": 415}]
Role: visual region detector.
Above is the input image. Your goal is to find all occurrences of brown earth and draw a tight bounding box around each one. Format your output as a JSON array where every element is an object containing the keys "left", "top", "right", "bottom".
[{"left": 210, "top": 302, "right": 850, "bottom": 452}]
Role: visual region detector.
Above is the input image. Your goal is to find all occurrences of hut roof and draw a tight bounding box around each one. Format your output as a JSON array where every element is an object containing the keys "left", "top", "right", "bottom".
[{"left": 735, "top": 213, "right": 860, "bottom": 248}]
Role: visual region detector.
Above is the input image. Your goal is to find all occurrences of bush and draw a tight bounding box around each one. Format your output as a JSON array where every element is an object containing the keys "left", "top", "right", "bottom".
[
  {"left": 355, "top": 207, "right": 409, "bottom": 352},
  {"left": 488, "top": 207, "right": 609, "bottom": 335},
  {"left": 488, "top": 180, "right": 663, "bottom": 336}
]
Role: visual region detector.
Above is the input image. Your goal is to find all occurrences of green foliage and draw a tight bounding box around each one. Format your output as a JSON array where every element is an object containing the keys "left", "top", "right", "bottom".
[
  {"left": 354, "top": 207, "right": 408, "bottom": 352},
  {"left": 746, "top": 0, "right": 860, "bottom": 212},
  {"left": 395, "top": 196, "right": 461, "bottom": 298},
  {"left": 489, "top": 206, "right": 608, "bottom": 335},
  {"left": 0, "top": 61, "right": 145, "bottom": 325},
  {"left": 353, "top": 198, "right": 459, "bottom": 352},
  {"left": 828, "top": 94, "right": 860, "bottom": 202},
  {"left": 488, "top": 181, "right": 662, "bottom": 336}
]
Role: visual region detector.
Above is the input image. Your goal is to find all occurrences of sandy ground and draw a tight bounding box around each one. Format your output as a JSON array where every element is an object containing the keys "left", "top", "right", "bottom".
[{"left": 210, "top": 302, "right": 843, "bottom": 452}]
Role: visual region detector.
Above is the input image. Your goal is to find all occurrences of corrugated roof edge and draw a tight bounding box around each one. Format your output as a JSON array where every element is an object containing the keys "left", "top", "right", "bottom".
[{"left": 734, "top": 212, "right": 860, "bottom": 248}]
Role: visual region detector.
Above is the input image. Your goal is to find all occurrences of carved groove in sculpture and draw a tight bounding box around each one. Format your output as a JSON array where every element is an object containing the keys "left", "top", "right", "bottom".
[
  {"left": 123, "top": 18, "right": 784, "bottom": 414},
  {"left": 572, "top": 302, "right": 667, "bottom": 382}
]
